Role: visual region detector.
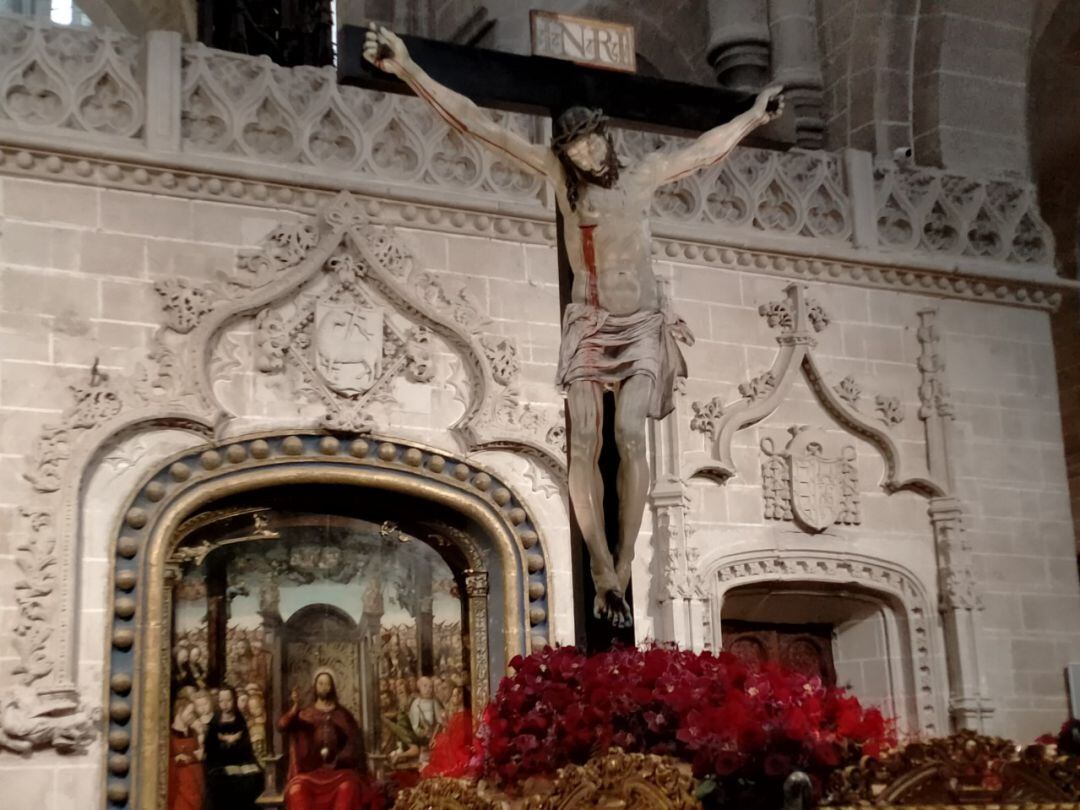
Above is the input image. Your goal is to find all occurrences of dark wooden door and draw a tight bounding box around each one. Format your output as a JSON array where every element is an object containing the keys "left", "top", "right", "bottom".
[{"left": 721, "top": 620, "right": 837, "bottom": 686}]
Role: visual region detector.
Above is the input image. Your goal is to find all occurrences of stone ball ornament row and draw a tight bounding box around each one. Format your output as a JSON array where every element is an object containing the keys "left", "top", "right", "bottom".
[{"left": 105, "top": 431, "right": 551, "bottom": 808}]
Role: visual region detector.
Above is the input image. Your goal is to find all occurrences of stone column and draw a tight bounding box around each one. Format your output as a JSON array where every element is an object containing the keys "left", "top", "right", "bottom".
[
  {"left": 706, "top": 0, "right": 771, "bottom": 91},
  {"left": 767, "top": 0, "right": 825, "bottom": 148},
  {"left": 917, "top": 308, "right": 993, "bottom": 730},
  {"left": 647, "top": 296, "right": 704, "bottom": 649},
  {"left": 930, "top": 497, "right": 993, "bottom": 730}
]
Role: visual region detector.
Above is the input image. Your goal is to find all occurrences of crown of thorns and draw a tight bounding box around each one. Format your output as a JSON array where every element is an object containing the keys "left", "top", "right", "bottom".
[{"left": 551, "top": 106, "right": 608, "bottom": 151}]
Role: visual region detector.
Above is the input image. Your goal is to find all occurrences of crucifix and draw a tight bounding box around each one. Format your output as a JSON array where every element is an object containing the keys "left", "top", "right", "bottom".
[{"left": 340, "top": 24, "right": 784, "bottom": 647}]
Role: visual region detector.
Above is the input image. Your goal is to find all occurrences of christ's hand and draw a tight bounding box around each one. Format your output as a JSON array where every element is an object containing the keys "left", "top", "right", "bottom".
[
  {"left": 753, "top": 85, "right": 785, "bottom": 123},
  {"left": 363, "top": 24, "right": 410, "bottom": 75}
]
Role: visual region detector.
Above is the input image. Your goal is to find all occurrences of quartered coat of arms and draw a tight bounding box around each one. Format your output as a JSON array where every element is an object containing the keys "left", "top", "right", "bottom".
[{"left": 761, "top": 425, "right": 860, "bottom": 532}]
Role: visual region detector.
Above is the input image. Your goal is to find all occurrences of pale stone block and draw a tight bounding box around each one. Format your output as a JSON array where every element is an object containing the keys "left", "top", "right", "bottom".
[
  {"left": 1021, "top": 593, "right": 1080, "bottom": 632},
  {"left": 191, "top": 200, "right": 298, "bottom": 246},
  {"left": 975, "top": 553, "right": 1047, "bottom": 587},
  {"left": 100, "top": 278, "right": 162, "bottom": 324},
  {"left": 0, "top": 605, "right": 15, "bottom": 659},
  {"left": 524, "top": 243, "right": 557, "bottom": 285},
  {"left": 6, "top": 177, "right": 99, "bottom": 227},
  {"left": 99, "top": 189, "right": 194, "bottom": 239},
  {"left": 0, "top": 407, "right": 50, "bottom": 457},
  {"left": 980, "top": 592, "right": 1024, "bottom": 631},
  {"left": 53, "top": 321, "right": 151, "bottom": 368},
  {"left": 78, "top": 231, "right": 147, "bottom": 279},
  {"left": 0, "top": 360, "right": 77, "bottom": 409},
  {"left": 146, "top": 238, "right": 236, "bottom": 282},
  {"left": 400, "top": 227, "right": 449, "bottom": 270},
  {"left": 0, "top": 763, "right": 53, "bottom": 808},
  {"left": 2, "top": 221, "right": 80, "bottom": 270},
  {"left": 486, "top": 278, "right": 537, "bottom": 321},
  {"left": 77, "top": 607, "right": 105, "bottom": 665},
  {"left": 447, "top": 235, "right": 525, "bottom": 280},
  {"left": 0, "top": 324, "right": 51, "bottom": 363},
  {"left": 1, "top": 267, "right": 99, "bottom": 319},
  {"left": 726, "top": 485, "right": 763, "bottom": 525},
  {"left": 672, "top": 263, "right": 742, "bottom": 305},
  {"left": 708, "top": 304, "right": 764, "bottom": 344},
  {"left": 56, "top": 764, "right": 102, "bottom": 810}
]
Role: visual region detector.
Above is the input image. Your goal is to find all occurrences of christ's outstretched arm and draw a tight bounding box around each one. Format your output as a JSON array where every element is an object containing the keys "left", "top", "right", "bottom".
[
  {"left": 635, "top": 85, "right": 785, "bottom": 188},
  {"left": 363, "top": 25, "right": 561, "bottom": 180}
]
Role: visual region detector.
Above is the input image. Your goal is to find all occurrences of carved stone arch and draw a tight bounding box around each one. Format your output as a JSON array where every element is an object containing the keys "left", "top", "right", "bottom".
[
  {"left": 102, "top": 430, "right": 551, "bottom": 810},
  {"left": 696, "top": 548, "right": 946, "bottom": 735},
  {"left": 17, "top": 190, "right": 565, "bottom": 702},
  {"left": 686, "top": 282, "right": 943, "bottom": 497}
]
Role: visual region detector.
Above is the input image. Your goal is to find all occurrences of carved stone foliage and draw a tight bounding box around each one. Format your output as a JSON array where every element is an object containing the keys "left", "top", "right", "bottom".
[
  {"left": 614, "top": 129, "right": 852, "bottom": 242},
  {"left": 689, "top": 396, "right": 724, "bottom": 440},
  {"left": 180, "top": 43, "right": 545, "bottom": 204},
  {"left": 875, "top": 161, "right": 1054, "bottom": 266},
  {"left": 0, "top": 16, "right": 145, "bottom": 138},
  {"left": 761, "top": 426, "right": 860, "bottom": 532}
]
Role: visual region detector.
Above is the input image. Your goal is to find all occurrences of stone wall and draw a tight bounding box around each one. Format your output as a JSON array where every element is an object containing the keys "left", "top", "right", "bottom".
[{"left": 0, "top": 14, "right": 1077, "bottom": 810}]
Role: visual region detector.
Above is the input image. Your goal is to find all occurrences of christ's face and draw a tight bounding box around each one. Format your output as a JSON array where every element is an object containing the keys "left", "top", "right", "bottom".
[
  {"left": 565, "top": 133, "right": 610, "bottom": 174},
  {"left": 315, "top": 673, "right": 334, "bottom": 699}
]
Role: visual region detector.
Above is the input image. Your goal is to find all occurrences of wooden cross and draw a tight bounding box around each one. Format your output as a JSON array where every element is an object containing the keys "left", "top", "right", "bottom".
[{"left": 338, "top": 26, "right": 791, "bottom": 651}]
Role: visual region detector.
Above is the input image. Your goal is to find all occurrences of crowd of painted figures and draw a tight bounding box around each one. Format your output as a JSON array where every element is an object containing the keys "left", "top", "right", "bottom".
[{"left": 168, "top": 619, "right": 469, "bottom": 808}]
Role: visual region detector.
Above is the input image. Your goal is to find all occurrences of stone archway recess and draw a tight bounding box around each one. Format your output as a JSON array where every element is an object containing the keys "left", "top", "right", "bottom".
[
  {"left": 698, "top": 549, "right": 945, "bottom": 735},
  {"left": 104, "top": 430, "right": 552, "bottom": 809},
  {"left": 7, "top": 191, "right": 566, "bottom": 768}
]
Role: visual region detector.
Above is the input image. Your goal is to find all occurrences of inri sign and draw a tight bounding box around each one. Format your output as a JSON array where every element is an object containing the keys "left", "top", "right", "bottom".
[{"left": 530, "top": 11, "right": 636, "bottom": 73}]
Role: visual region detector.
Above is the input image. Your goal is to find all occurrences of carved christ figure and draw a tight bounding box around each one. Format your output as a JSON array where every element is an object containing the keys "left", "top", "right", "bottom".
[{"left": 365, "top": 26, "right": 784, "bottom": 626}]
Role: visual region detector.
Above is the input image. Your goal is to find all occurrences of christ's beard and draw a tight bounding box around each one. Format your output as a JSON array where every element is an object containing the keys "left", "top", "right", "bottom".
[{"left": 580, "top": 164, "right": 618, "bottom": 188}]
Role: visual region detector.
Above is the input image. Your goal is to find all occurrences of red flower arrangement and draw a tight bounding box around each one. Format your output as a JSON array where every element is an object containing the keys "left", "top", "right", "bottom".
[{"left": 454, "top": 645, "right": 894, "bottom": 805}]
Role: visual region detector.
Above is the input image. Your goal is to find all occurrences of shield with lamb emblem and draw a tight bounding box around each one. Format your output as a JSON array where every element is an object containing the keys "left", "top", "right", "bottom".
[
  {"left": 313, "top": 300, "right": 383, "bottom": 396},
  {"left": 789, "top": 442, "right": 843, "bottom": 532}
]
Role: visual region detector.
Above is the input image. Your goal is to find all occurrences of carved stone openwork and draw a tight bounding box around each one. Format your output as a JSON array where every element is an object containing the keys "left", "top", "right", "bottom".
[
  {"left": 697, "top": 550, "right": 945, "bottom": 735},
  {"left": 105, "top": 431, "right": 550, "bottom": 810}
]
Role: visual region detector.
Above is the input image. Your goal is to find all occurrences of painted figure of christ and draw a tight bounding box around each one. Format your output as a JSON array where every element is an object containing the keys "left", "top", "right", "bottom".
[{"left": 364, "top": 26, "right": 783, "bottom": 626}]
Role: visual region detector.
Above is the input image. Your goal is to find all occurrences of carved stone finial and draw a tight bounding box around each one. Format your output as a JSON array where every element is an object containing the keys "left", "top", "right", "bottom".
[
  {"left": 917, "top": 308, "right": 954, "bottom": 420},
  {"left": 689, "top": 396, "right": 725, "bottom": 439},
  {"left": 833, "top": 375, "right": 861, "bottom": 408}
]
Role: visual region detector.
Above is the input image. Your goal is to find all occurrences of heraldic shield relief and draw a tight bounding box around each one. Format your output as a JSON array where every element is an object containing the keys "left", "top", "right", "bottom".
[
  {"left": 315, "top": 299, "right": 384, "bottom": 396},
  {"left": 761, "top": 426, "right": 860, "bottom": 532}
]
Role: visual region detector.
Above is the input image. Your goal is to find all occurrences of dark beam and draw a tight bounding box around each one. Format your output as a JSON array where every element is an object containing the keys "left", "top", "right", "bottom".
[{"left": 338, "top": 26, "right": 790, "bottom": 143}]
